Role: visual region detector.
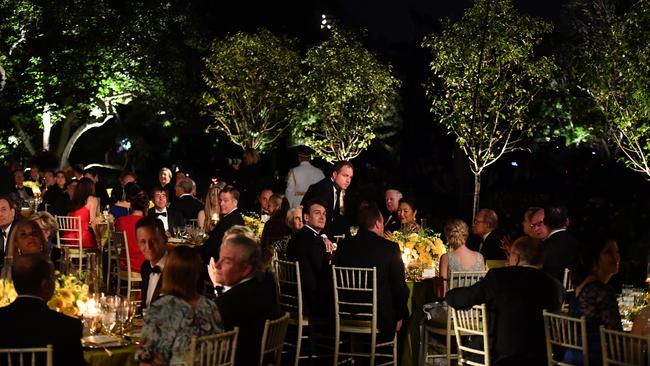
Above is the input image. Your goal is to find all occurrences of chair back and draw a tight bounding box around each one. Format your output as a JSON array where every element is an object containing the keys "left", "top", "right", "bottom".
[
  {"left": 112, "top": 230, "right": 141, "bottom": 300},
  {"left": 563, "top": 269, "right": 574, "bottom": 292},
  {"left": 273, "top": 260, "right": 303, "bottom": 318},
  {"left": 600, "top": 326, "right": 650, "bottom": 366},
  {"left": 260, "top": 313, "right": 290, "bottom": 366},
  {"left": 332, "top": 266, "right": 377, "bottom": 330},
  {"left": 0, "top": 345, "right": 53, "bottom": 366},
  {"left": 543, "top": 310, "right": 589, "bottom": 366},
  {"left": 451, "top": 304, "right": 490, "bottom": 366},
  {"left": 449, "top": 271, "right": 487, "bottom": 290},
  {"left": 189, "top": 328, "right": 239, "bottom": 366},
  {"left": 55, "top": 215, "right": 82, "bottom": 250},
  {"left": 111, "top": 231, "right": 131, "bottom": 275}
]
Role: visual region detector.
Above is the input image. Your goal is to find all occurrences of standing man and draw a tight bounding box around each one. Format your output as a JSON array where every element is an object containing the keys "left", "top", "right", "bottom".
[
  {"left": 147, "top": 187, "right": 184, "bottom": 233},
  {"left": 136, "top": 217, "right": 168, "bottom": 310},
  {"left": 446, "top": 236, "right": 564, "bottom": 366},
  {"left": 157, "top": 167, "right": 176, "bottom": 204},
  {"left": 285, "top": 146, "right": 325, "bottom": 208},
  {"left": 0, "top": 195, "right": 23, "bottom": 270},
  {"left": 334, "top": 204, "right": 409, "bottom": 337},
  {"left": 383, "top": 189, "right": 403, "bottom": 233},
  {"left": 286, "top": 200, "right": 336, "bottom": 317},
  {"left": 301, "top": 161, "right": 353, "bottom": 237},
  {"left": 471, "top": 208, "right": 506, "bottom": 260},
  {"left": 170, "top": 178, "right": 203, "bottom": 222},
  {"left": 202, "top": 186, "right": 245, "bottom": 265},
  {"left": 542, "top": 204, "right": 580, "bottom": 282}
]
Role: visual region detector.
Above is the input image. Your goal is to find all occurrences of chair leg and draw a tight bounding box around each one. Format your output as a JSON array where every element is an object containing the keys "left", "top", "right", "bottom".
[
  {"left": 295, "top": 324, "right": 303, "bottom": 366},
  {"left": 333, "top": 328, "right": 340, "bottom": 366},
  {"left": 370, "top": 333, "right": 376, "bottom": 366},
  {"left": 446, "top": 331, "right": 451, "bottom": 366}
]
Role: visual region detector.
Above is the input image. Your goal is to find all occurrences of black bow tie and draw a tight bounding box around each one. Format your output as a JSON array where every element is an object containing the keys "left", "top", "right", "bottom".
[
  {"left": 150, "top": 265, "right": 161, "bottom": 274},
  {"left": 155, "top": 212, "right": 167, "bottom": 217}
]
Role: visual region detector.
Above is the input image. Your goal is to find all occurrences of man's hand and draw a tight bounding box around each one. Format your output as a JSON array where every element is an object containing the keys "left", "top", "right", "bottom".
[
  {"left": 396, "top": 320, "right": 403, "bottom": 332},
  {"left": 207, "top": 257, "right": 223, "bottom": 287},
  {"left": 322, "top": 236, "right": 336, "bottom": 253}
]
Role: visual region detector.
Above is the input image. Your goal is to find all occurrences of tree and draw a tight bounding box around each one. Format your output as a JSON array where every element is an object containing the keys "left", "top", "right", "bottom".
[
  {"left": 422, "top": 0, "right": 555, "bottom": 218},
  {"left": 202, "top": 29, "right": 301, "bottom": 151},
  {"left": 567, "top": 0, "right": 650, "bottom": 179},
  {"left": 294, "top": 30, "right": 400, "bottom": 162}
]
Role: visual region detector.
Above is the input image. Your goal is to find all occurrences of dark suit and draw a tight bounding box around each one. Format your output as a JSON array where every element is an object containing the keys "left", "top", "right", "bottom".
[
  {"left": 446, "top": 266, "right": 564, "bottom": 366},
  {"left": 38, "top": 185, "right": 69, "bottom": 216},
  {"left": 140, "top": 259, "right": 163, "bottom": 309},
  {"left": 0, "top": 296, "right": 84, "bottom": 366},
  {"left": 147, "top": 207, "right": 184, "bottom": 232},
  {"left": 202, "top": 209, "right": 245, "bottom": 264},
  {"left": 170, "top": 194, "right": 203, "bottom": 222},
  {"left": 383, "top": 212, "right": 401, "bottom": 233},
  {"left": 216, "top": 272, "right": 281, "bottom": 366},
  {"left": 333, "top": 229, "right": 409, "bottom": 335},
  {"left": 542, "top": 230, "right": 580, "bottom": 282},
  {"left": 479, "top": 229, "right": 507, "bottom": 261},
  {"left": 301, "top": 178, "right": 348, "bottom": 237},
  {"left": 285, "top": 226, "right": 332, "bottom": 317},
  {"left": 1, "top": 216, "right": 26, "bottom": 270}
]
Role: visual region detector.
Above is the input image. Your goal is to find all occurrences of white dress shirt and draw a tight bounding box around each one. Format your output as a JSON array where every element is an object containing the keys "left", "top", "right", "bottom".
[
  {"left": 153, "top": 208, "right": 169, "bottom": 231},
  {"left": 146, "top": 254, "right": 167, "bottom": 307}
]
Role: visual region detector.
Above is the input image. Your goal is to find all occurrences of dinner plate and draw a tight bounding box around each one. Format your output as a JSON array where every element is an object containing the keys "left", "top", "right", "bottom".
[{"left": 82, "top": 335, "right": 130, "bottom": 349}]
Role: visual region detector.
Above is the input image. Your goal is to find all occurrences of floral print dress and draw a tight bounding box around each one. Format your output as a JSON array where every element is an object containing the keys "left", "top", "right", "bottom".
[{"left": 136, "top": 295, "right": 223, "bottom": 365}]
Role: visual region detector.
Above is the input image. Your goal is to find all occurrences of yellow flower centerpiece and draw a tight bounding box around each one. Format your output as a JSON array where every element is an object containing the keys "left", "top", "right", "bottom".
[
  {"left": 242, "top": 213, "right": 265, "bottom": 238},
  {"left": 387, "top": 229, "right": 447, "bottom": 281},
  {"left": 0, "top": 279, "right": 17, "bottom": 307}
]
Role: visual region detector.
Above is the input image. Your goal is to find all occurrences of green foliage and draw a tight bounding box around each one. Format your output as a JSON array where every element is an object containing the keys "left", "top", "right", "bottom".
[
  {"left": 295, "top": 30, "right": 400, "bottom": 162},
  {"left": 570, "top": 0, "right": 650, "bottom": 178},
  {"left": 202, "top": 29, "right": 301, "bottom": 151},
  {"left": 422, "top": 0, "right": 555, "bottom": 176}
]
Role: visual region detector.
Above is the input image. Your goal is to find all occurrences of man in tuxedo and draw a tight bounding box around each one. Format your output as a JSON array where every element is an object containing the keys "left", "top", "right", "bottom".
[
  {"left": 0, "top": 253, "right": 84, "bottom": 366},
  {"left": 136, "top": 217, "right": 168, "bottom": 310},
  {"left": 212, "top": 233, "right": 281, "bottom": 366},
  {"left": 530, "top": 207, "right": 549, "bottom": 240},
  {"left": 202, "top": 186, "right": 245, "bottom": 265},
  {"left": 147, "top": 187, "right": 184, "bottom": 233},
  {"left": 383, "top": 189, "right": 403, "bottom": 233},
  {"left": 286, "top": 200, "right": 336, "bottom": 317},
  {"left": 257, "top": 188, "right": 273, "bottom": 222},
  {"left": 0, "top": 195, "right": 24, "bottom": 269},
  {"left": 471, "top": 208, "right": 506, "bottom": 260},
  {"left": 334, "top": 204, "right": 409, "bottom": 338},
  {"left": 446, "top": 236, "right": 564, "bottom": 366},
  {"left": 170, "top": 178, "right": 203, "bottom": 222},
  {"left": 301, "top": 160, "right": 353, "bottom": 237},
  {"left": 542, "top": 204, "right": 580, "bottom": 282},
  {"left": 12, "top": 169, "right": 33, "bottom": 204}
]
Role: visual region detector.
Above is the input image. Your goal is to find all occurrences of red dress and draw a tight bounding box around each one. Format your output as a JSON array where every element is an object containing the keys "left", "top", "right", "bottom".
[
  {"left": 116, "top": 215, "right": 145, "bottom": 273},
  {"left": 62, "top": 207, "right": 98, "bottom": 249}
]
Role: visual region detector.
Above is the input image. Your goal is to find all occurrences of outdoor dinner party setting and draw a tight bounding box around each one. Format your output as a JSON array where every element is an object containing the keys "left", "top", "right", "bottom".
[{"left": 1, "top": 0, "right": 650, "bottom": 365}]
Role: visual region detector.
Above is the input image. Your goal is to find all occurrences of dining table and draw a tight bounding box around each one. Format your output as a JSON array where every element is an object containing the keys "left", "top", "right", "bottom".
[
  {"left": 84, "top": 343, "right": 138, "bottom": 366},
  {"left": 401, "top": 277, "right": 443, "bottom": 366}
]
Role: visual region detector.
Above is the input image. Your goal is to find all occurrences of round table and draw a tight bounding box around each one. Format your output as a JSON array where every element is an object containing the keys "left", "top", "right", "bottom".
[{"left": 84, "top": 343, "right": 138, "bottom": 366}]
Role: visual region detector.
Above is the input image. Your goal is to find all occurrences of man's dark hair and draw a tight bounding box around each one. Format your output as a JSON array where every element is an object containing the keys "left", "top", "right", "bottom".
[
  {"left": 43, "top": 168, "right": 56, "bottom": 176},
  {"left": 358, "top": 203, "right": 382, "bottom": 230},
  {"left": 220, "top": 185, "right": 240, "bottom": 201},
  {"left": 333, "top": 160, "right": 353, "bottom": 173},
  {"left": 119, "top": 170, "right": 137, "bottom": 182},
  {"left": 544, "top": 204, "right": 568, "bottom": 229},
  {"left": 0, "top": 194, "right": 17, "bottom": 210},
  {"left": 511, "top": 236, "right": 544, "bottom": 266},
  {"left": 12, "top": 254, "right": 53, "bottom": 296},
  {"left": 82, "top": 168, "right": 98, "bottom": 178},
  {"left": 304, "top": 199, "right": 327, "bottom": 215}
]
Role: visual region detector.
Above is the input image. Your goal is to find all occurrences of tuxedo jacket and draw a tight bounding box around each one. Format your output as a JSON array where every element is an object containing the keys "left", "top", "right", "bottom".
[
  {"left": 202, "top": 209, "right": 245, "bottom": 264},
  {"left": 446, "top": 266, "right": 564, "bottom": 365},
  {"left": 147, "top": 207, "right": 185, "bottom": 231},
  {"left": 300, "top": 177, "right": 348, "bottom": 237},
  {"left": 383, "top": 212, "right": 401, "bottom": 233},
  {"left": 285, "top": 226, "right": 332, "bottom": 317},
  {"left": 170, "top": 194, "right": 203, "bottom": 222},
  {"left": 542, "top": 230, "right": 580, "bottom": 282},
  {"left": 0, "top": 297, "right": 84, "bottom": 366},
  {"left": 333, "top": 230, "right": 409, "bottom": 335},
  {"left": 216, "top": 272, "right": 281, "bottom": 366},
  {"left": 140, "top": 260, "right": 163, "bottom": 309},
  {"left": 480, "top": 229, "right": 507, "bottom": 261}
]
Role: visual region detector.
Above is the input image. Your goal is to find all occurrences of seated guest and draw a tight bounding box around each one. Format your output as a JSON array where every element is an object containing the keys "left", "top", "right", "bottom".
[
  {"left": 197, "top": 183, "right": 224, "bottom": 233},
  {"left": 266, "top": 193, "right": 284, "bottom": 217},
  {"left": 383, "top": 189, "right": 403, "bottom": 233},
  {"left": 30, "top": 211, "right": 62, "bottom": 267},
  {"left": 157, "top": 167, "right": 176, "bottom": 204},
  {"left": 137, "top": 217, "right": 169, "bottom": 310},
  {"left": 147, "top": 187, "right": 184, "bottom": 233},
  {"left": 522, "top": 206, "right": 543, "bottom": 238},
  {"left": 471, "top": 208, "right": 506, "bottom": 260},
  {"left": 397, "top": 197, "right": 421, "bottom": 234},
  {"left": 542, "top": 204, "right": 580, "bottom": 282},
  {"left": 446, "top": 236, "right": 564, "bottom": 366},
  {"left": 62, "top": 177, "right": 98, "bottom": 249},
  {"left": 116, "top": 187, "right": 148, "bottom": 273},
  {"left": 38, "top": 170, "right": 69, "bottom": 216},
  {"left": 258, "top": 188, "right": 273, "bottom": 222},
  {"left": 6, "top": 219, "right": 49, "bottom": 258},
  {"left": 171, "top": 178, "right": 203, "bottom": 222},
  {"left": 286, "top": 200, "right": 335, "bottom": 317},
  {"left": 209, "top": 232, "right": 280, "bottom": 366},
  {"left": 83, "top": 168, "right": 111, "bottom": 207},
  {"left": 334, "top": 204, "right": 409, "bottom": 338},
  {"left": 109, "top": 171, "right": 138, "bottom": 208},
  {"left": 136, "top": 246, "right": 223, "bottom": 366},
  {"left": 0, "top": 195, "right": 23, "bottom": 271},
  {"left": 202, "top": 186, "right": 244, "bottom": 265},
  {"left": 0, "top": 253, "right": 84, "bottom": 366},
  {"left": 109, "top": 181, "right": 140, "bottom": 219},
  {"left": 12, "top": 169, "right": 33, "bottom": 203},
  {"left": 529, "top": 207, "right": 549, "bottom": 240},
  {"left": 260, "top": 195, "right": 291, "bottom": 265},
  {"left": 563, "top": 239, "right": 622, "bottom": 366},
  {"left": 439, "top": 219, "right": 485, "bottom": 294},
  {"left": 286, "top": 206, "right": 303, "bottom": 233}
]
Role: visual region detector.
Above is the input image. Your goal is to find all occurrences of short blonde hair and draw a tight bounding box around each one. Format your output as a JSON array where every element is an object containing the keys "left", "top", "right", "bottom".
[{"left": 444, "top": 219, "right": 469, "bottom": 250}]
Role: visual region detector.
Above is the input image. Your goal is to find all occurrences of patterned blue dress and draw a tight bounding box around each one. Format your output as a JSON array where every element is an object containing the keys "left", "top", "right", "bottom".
[{"left": 136, "top": 295, "right": 223, "bottom": 365}]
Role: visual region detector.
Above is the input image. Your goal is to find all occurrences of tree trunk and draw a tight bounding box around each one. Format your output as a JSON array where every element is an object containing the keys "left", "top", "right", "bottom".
[
  {"left": 59, "top": 114, "right": 114, "bottom": 169},
  {"left": 42, "top": 104, "right": 53, "bottom": 151},
  {"left": 55, "top": 112, "right": 79, "bottom": 157},
  {"left": 472, "top": 172, "right": 481, "bottom": 222},
  {"left": 11, "top": 118, "right": 36, "bottom": 156}
]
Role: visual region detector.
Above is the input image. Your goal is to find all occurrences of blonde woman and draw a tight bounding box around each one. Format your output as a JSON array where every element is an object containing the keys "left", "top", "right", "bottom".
[
  {"left": 197, "top": 182, "right": 225, "bottom": 232},
  {"left": 438, "top": 219, "right": 485, "bottom": 294}
]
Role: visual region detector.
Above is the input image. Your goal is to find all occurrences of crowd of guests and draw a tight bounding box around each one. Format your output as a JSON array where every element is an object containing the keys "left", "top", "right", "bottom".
[{"left": 0, "top": 150, "right": 647, "bottom": 366}]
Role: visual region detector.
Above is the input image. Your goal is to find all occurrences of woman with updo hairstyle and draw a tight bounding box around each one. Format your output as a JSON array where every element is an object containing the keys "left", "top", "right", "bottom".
[
  {"left": 63, "top": 177, "right": 98, "bottom": 249},
  {"left": 438, "top": 218, "right": 485, "bottom": 294},
  {"left": 397, "top": 197, "right": 421, "bottom": 234},
  {"left": 116, "top": 185, "right": 149, "bottom": 273}
]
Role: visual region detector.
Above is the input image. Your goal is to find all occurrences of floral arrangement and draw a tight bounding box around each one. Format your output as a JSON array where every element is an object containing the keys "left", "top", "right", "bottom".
[
  {"left": 0, "top": 279, "right": 17, "bottom": 307},
  {"left": 387, "top": 229, "right": 447, "bottom": 281},
  {"left": 243, "top": 213, "right": 265, "bottom": 238},
  {"left": 47, "top": 272, "right": 90, "bottom": 317}
]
